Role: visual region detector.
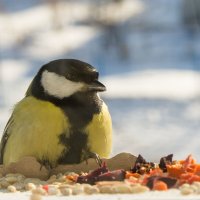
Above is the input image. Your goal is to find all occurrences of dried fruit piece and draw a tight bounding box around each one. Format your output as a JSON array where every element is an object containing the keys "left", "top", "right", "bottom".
[
  {"left": 146, "top": 175, "right": 177, "bottom": 189},
  {"left": 97, "top": 170, "right": 126, "bottom": 182},
  {"left": 131, "top": 154, "right": 155, "bottom": 174},
  {"left": 153, "top": 181, "right": 168, "bottom": 191},
  {"left": 76, "top": 162, "right": 108, "bottom": 184},
  {"left": 159, "top": 154, "right": 173, "bottom": 172}
]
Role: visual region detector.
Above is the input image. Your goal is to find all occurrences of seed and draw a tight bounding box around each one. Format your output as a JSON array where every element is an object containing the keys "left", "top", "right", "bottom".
[
  {"left": 5, "top": 173, "right": 17, "bottom": 177},
  {"left": 192, "top": 181, "right": 200, "bottom": 188},
  {"left": 192, "top": 182, "right": 200, "bottom": 194},
  {"left": 25, "top": 183, "right": 36, "bottom": 191},
  {"left": 139, "top": 167, "right": 146, "bottom": 175},
  {"left": 84, "top": 184, "right": 99, "bottom": 194},
  {"left": 180, "top": 187, "right": 193, "bottom": 195},
  {"left": 5, "top": 176, "right": 18, "bottom": 184},
  {"left": 32, "top": 187, "right": 47, "bottom": 195},
  {"left": 72, "top": 185, "right": 84, "bottom": 195},
  {"left": 58, "top": 184, "right": 73, "bottom": 190},
  {"left": 13, "top": 182, "right": 25, "bottom": 190},
  {"left": 7, "top": 185, "right": 17, "bottom": 193},
  {"left": 60, "top": 188, "right": 72, "bottom": 196},
  {"left": 131, "top": 185, "right": 149, "bottom": 193},
  {"left": 48, "top": 185, "right": 59, "bottom": 195},
  {"left": 112, "top": 184, "right": 132, "bottom": 193},
  {"left": 0, "top": 179, "right": 10, "bottom": 188},
  {"left": 190, "top": 185, "right": 198, "bottom": 193},
  {"left": 17, "top": 175, "right": 26, "bottom": 182},
  {"left": 99, "top": 185, "right": 113, "bottom": 194},
  {"left": 180, "top": 183, "right": 190, "bottom": 189}
]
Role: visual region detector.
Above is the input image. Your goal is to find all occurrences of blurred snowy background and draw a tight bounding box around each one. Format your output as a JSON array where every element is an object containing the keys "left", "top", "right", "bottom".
[{"left": 0, "top": 0, "right": 200, "bottom": 162}]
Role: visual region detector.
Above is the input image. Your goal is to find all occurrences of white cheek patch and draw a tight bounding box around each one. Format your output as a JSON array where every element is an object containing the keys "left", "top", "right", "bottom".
[{"left": 41, "top": 70, "right": 85, "bottom": 99}]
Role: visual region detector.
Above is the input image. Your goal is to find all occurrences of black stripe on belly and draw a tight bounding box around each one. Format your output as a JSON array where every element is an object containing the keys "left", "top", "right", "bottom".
[
  {"left": 58, "top": 129, "right": 88, "bottom": 164},
  {"left": 56, "top": 93, "right": 103, "bottom": 164}
]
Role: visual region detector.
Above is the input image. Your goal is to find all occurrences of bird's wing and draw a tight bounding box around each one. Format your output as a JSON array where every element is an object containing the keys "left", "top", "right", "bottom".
[{"left": 0, "top": 115, "right": 14, "bottom": 164}]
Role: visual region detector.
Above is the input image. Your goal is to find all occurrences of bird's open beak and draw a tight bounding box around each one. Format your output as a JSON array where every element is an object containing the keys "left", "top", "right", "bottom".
[{"left": 87, "top": 80, "right": 106, "bottom": 92}]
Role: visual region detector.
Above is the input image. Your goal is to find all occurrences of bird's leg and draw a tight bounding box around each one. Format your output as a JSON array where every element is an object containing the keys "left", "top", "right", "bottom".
[
  {"left": 82, "top": 151, "right": 102, "bottom": 167},
  {"left": 39, "top": 159, "right": 53, "bottom": 171}
]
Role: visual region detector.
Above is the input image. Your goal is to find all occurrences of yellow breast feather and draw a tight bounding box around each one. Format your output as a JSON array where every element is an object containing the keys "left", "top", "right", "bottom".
[
  {"left": 85, "top": 102, "right": 112, "bottom": 158},
  {"left": 3, "top": 96, "right": 69, "bottom": 165}
]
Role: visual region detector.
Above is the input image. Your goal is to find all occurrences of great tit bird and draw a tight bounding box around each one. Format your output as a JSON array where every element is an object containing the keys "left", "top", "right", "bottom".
[{"left": 0, "top": 59, "right": 112, "bottom": 167}]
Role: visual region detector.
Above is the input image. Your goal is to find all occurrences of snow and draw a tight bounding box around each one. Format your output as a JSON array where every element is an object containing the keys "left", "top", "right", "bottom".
[
  {"left": 0, "top": 189, "right": 199, "bottom": 200},
  {"left": 102, "top": 69, "right": 200, "bottom": 100}
]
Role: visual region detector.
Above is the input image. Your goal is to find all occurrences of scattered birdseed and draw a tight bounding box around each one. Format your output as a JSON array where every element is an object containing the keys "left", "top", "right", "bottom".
[
  {"left": 1, "top": 154, "right": 200, "bottom": 197},
  {"left": 60, "top": 187, "right": 72, "bottom": 196},
  {"left": 25, "top": 183, "right": 37, "bottom": 191},
  {"left": 7, "top": 185, "right": 17, "bottom": 193}
]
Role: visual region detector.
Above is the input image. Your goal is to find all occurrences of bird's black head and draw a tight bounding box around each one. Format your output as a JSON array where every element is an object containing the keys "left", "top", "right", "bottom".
[{"left": 27, "top": 59, "right": 106, "bottom": 101}]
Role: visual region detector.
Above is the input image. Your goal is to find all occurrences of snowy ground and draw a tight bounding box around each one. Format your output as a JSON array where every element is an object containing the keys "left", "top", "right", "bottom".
[
  {"left": 0, "top": 189, "right": 200, "bottom": 200},
  {"left": 1, "top": 0, "right": 200, "bottom": 161},
  {"left": 1, "top": 0, "right": 200, "bottom": 199}
]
